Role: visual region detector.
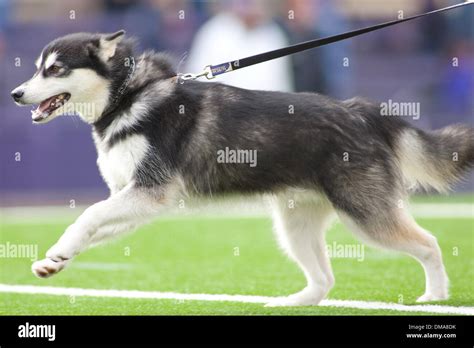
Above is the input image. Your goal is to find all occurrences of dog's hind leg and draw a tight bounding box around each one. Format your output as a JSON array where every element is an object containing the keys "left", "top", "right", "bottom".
[
  {"left": 266, "top": 193, "right": 336, "bottom": 307},
  {"left": 31, "top": 183, "right": 171, "bottom": 278},
  {"left": 338, "top": 207, "right": 449, "bottom": 302}
]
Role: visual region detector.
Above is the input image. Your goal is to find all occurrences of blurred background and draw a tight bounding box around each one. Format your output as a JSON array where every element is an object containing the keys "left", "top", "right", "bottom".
[{"left": 0, "top": 0, "right": 473, "bottom": 206}]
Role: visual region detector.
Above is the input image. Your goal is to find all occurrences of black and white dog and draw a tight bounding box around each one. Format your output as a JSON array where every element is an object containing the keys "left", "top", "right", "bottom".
[{"left": 11, "top": 31, "right": 473, "bottom": 306}]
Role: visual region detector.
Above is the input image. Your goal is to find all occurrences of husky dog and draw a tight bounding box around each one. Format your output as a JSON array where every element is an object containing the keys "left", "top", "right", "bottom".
[{"left": 11, "top": 30, "right": 473, "bottom": 306}]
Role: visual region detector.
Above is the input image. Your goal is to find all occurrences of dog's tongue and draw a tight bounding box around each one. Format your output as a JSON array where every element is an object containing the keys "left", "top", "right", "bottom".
[
  {"left": 32, "top": 96, "right": 55, "bottom": 121},
  {"left": 38, "top": 96, "right": 55, "bottom": 112}
]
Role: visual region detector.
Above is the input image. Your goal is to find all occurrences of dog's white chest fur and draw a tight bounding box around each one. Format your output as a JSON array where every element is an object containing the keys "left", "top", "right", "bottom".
[{"left": 94, "top": 133, "right": 149, "bottom": 193}]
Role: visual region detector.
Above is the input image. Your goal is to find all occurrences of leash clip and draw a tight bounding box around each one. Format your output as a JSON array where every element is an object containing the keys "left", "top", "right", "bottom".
[{"left": 177, "top": 65, "right": 214, "bottom": 84}]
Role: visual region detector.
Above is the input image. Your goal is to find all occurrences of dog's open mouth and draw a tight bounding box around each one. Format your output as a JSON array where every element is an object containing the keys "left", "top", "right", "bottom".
[{"left": 31, "top": 93, "right": 71, "bottom": 122}]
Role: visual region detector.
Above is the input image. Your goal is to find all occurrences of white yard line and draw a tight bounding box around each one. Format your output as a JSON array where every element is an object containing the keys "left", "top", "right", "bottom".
[
  {"left": 411, "top": 203, "right": 473, "bottom": 218},
  {"left": 1, "top": 202, "right": 473, "bottom": 223},
  {"left": 0, "top": 283, "right": 472, "bottom": 315}
]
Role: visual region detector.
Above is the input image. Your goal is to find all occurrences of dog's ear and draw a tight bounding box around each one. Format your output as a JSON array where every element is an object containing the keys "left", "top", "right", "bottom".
[{"left": 98, "top": 30, "right": 126, "bottom": 61}]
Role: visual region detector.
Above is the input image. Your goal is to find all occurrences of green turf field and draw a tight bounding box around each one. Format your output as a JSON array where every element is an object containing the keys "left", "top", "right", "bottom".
[{"left": 0, "top": 195, "right": 472, "bottom": 315}]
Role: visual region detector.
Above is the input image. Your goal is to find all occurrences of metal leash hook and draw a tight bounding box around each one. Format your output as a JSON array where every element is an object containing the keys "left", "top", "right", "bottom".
[{"left": 177, "top": 65, "right": 214, "bottom": 84}]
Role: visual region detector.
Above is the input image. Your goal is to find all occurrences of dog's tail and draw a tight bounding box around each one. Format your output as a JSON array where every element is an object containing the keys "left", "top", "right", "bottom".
[{"left": 396, "top": 124, "right": 474, "bottom": 192}]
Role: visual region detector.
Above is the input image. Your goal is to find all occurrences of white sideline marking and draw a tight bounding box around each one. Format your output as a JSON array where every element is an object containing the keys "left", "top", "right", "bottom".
[
  {"left": 0, "top": 202, "right": 472, "bottom": 223},
  {"left": 411, "top": 203, "right": 473, "bottom": 218},
  {"left": 0, "top": 284, "right": 472, "bottom": 315}
]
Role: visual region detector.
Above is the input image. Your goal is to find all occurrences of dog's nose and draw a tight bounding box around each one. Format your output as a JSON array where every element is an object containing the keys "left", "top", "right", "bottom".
[{"left": 11, "top": 89, "right": 24, "bottom": 102}]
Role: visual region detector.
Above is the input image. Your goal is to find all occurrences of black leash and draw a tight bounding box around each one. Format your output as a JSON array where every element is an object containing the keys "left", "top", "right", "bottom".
[{"left": 178, "top": 1, "right": 472, "bottom": 82}]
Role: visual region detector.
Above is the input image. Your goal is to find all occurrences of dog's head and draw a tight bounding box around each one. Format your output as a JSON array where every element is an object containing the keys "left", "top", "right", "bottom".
[{"left": 11, "top": 30, "right": 129, "bottom": 124}]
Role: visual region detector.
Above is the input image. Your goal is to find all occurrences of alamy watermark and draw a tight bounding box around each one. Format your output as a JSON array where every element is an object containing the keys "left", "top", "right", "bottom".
[
  {"left": 217, "top": 147, "right": 257, "bottom": 167},
  {"left": 18, "top": 322, "right": 55, "bottom": 341},
  {"left": 326, "top": 242, "right": 365, "bottom": 262},
  {"left": 0, "top": 242, "right": 38, "bottom": 261},
  {"left": 60, "top": 102, "right": 96, "bottom": 117},
  {"left": 380, "top": 99, "right": 420, "bottom": 120}
]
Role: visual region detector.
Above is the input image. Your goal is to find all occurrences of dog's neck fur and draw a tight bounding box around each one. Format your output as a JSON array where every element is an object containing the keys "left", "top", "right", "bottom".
[
  {"left": 92, "top": 49, "right": 177, "bottom": 146},
  {"left": 90, "top": 38, "right": 137, "bottom": 121}
]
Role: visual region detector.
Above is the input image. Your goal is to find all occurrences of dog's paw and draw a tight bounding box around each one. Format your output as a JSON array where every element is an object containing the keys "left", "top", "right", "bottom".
[
  {"left": 416, "top": 292, "right": 449, "bottom": 303},
  {"left": 265, "top": 286, "right": 326, "bottom": 307},
  {"left": 46, "top": 243, "right": 75, "bottom": 262},
  {"left": 32, "top": 258, "right": 68, "bottom": 278}
]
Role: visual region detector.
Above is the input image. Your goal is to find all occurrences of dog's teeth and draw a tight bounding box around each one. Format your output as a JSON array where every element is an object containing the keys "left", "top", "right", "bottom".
[{"left": 31, "top": 109, "right": 42, "bottom": 121}]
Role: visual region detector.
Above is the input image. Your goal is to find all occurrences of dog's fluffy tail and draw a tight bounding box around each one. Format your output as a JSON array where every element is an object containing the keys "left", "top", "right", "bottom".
[{"left": 396, "top": 124, "right": 474, "bottom": 192}]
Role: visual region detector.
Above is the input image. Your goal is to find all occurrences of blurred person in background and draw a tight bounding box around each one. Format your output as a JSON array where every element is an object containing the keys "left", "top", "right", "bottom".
[
  {"left": 185, "top": 0, "right": 294, "bottom": 91},
  {"left": 151, "top": 0, "right": 203, "bottom": 55},
  {"left": 0, "top": 0, "right": 7, "bottom": 59},
  {"left": 102, "top": 0, "right": 203, "bottom": 58},
  {"left": 0, "top": 0, "right": 8, "bottom": 98},
  {"left": 279, "top": 0, "right": 327, "bottom": 93},
  {"left": 437, "top": 0, "right": 474, "bottom": 121},
  {"left": 419, "top": 0, "right": 449, "bottom": 53},
  {"left": 104, "top": 0, "right": 164, "bottom": 51},
  {"left": 312, "top": 0, "right": 354, "bottom": 99},
  {"left": 438, "top": 39, "right": 474, "bottom": 123}
]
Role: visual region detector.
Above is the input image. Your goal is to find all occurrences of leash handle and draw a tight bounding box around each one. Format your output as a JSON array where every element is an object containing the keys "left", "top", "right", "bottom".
[{"left": 181, "top": 1, "right": 472, "bottom": 81}]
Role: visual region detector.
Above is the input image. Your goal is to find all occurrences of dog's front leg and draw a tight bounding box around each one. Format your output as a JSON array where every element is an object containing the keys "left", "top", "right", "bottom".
[{"left": 32, "top": 184, "right": 165, "bottom": 278}]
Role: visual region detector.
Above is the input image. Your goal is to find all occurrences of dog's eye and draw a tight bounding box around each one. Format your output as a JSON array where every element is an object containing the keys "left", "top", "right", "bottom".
[{"left": 48, "top": 65, "right": 61, "bottom": 74}]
